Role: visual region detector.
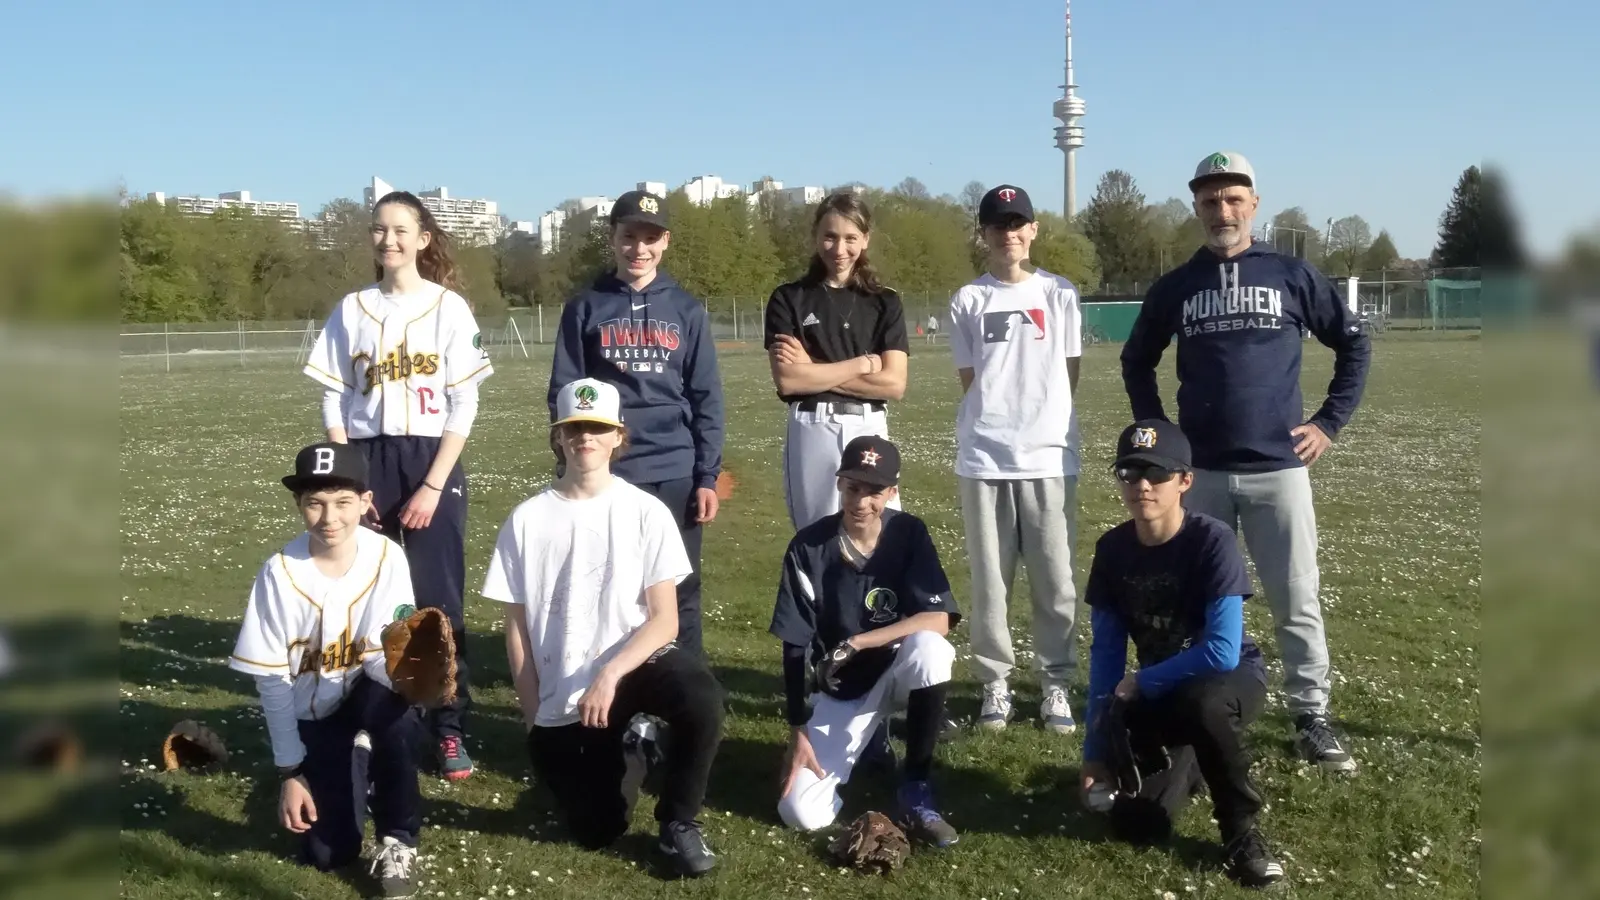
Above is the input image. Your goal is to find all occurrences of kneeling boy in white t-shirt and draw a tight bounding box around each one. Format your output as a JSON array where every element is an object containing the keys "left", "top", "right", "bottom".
[{"left": 483, "top": 378, "right": 725, "bottom": 878}]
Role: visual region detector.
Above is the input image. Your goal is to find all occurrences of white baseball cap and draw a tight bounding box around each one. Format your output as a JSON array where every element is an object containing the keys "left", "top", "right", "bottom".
[
  {"left": 1189, "top": 150, "right": 1256, "bottom": 193},
  {"left": 552, "top": 378, "right": 624, "bottom": 429}
]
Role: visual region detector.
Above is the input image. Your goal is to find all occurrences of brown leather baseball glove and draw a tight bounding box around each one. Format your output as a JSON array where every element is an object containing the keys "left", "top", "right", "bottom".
[
  {"left": 162, "top": 719, "right": 228, "bottom": 773},
  {"left": 828, "top": 810, "right": 911, "bottom": 874},
  {"left": 382, "top": 607, "right": 458, "bottom": 709}
]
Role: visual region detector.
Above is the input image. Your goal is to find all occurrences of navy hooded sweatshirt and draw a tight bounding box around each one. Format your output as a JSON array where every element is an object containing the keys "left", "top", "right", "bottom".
[
  {"left": 1120, "top": 242, "right": 1372, "bottom": 472},
  {"left": 547, "top": 270, "right": 725, "bottom": 490}
]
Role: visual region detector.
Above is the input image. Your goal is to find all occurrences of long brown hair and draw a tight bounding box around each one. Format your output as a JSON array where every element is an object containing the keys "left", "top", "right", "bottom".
[
  {"left": 372, "top": 191, "right": 461, "bottom": 292},
  {"left": 803, "top": 191, "right": 886, "bottom": 295}
]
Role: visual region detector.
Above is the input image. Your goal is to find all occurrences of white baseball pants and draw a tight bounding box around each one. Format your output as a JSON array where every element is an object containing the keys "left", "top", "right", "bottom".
[
  {"left": 782, "top": 401, "right": 901, "bottom": 531},
  {"left": 777, "top": 632, "right": 954, "bottom": 832}
]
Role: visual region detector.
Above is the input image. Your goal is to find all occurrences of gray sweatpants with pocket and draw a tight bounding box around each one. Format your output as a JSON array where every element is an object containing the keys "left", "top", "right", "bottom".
[
  {"left": 958, "top": 475, "right": 1079, "bottom": 691},
  {"left": 1184, "top": 466, "right": 1331, "bottom": 716}
]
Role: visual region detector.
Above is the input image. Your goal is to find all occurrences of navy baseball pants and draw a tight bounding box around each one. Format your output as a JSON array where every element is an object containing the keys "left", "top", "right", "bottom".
[
  {"left": 634, "top": 477, "right": 705, "bottom": 659},
  {"left": 297, "top": 677, "right": 423, "bottom": 870},
  {"left": 354, "top": 435, "right": 472, "bottom": 740}
]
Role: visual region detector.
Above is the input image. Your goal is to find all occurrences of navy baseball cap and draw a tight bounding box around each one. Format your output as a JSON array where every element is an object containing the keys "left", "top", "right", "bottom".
[
  {"left": 836, "top": 435, "right": 900, "bottom": 488},
  {"left": 978, "top": 184, "right": 1035, "bottom": 227},
  {"left": 610, "top": 190, "right": 669, "bottom": 230},
  {"left": 282, "top": 441, "right": 369, "bottom": 494},
  {"left": 1113, "top": 420, "right": 1192, "bottom": 471}
]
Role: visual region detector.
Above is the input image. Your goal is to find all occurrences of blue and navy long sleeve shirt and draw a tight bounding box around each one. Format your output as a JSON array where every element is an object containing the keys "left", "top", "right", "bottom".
[
  {"left": 1120, "top": 242, "right": 1372, "bottom": 472},
  {"left": 547, "top": 270, "right": 725, "bottom": 490}
]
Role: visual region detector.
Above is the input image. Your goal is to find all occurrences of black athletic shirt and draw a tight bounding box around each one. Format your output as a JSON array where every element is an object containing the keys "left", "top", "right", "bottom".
[
  {"left": 769, "top": 509, "right": 961, "bottom": 714},
  {"left": 763, "top": 277, "right": 910, "bottom": 405}
]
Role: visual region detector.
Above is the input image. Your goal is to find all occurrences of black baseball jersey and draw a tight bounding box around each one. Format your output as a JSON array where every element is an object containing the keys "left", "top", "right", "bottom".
[
  {"left": 768, "top": 509, "right": 960, "bottom": 700},
  {"left": 1084, "top": 512, "right": 1263, "bottom": 675},
  {"left": 763, "top": 278, "right": 910, "bottom": 405}
]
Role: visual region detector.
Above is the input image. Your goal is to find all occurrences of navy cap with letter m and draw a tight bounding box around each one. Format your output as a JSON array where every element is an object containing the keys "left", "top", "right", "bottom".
[{"left": 1113, "top": 419, "right": 1192, "bottom": 471}]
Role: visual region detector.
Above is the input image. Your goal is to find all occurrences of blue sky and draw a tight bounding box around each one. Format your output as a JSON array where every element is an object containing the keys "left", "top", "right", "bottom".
[{"left": 3, "top": 0, "right": 1588, "bottom": 260}]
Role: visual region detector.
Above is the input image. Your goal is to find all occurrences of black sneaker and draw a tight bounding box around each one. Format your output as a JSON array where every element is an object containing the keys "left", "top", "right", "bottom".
[
  {"left": 1294, "top": 713, "right": 1358, "bottom": 774},
  {"left": 659, "top": 820, "right": 717, "bottom": 877},
  {"left": 1224, "top": 828, "right": 1286, "bottom": 889},
  {"left": 368, "top": 836, "right": 418, "bottom": 898}
]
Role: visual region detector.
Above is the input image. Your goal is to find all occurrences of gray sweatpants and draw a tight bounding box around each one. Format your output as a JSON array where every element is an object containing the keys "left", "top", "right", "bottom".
[
  {"left": 1185, "top": 466, "right": 1330, "bottom": 715},
  {"left": 958, "top": 476, "right": 1079, "bottom": 690}
]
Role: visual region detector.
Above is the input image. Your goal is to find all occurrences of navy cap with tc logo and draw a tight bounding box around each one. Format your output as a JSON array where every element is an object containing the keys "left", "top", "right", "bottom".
[
  {"left": 282, "top": 441, "right": 370, "bottom": 494},
  {"left": 610, "top": 190, "right": 669, "bottom": 230},
  {"left": 836, "top": 435, "right": 901, "bottom": 488},
  {"left": 978, "top": 184, "right": 1035, "bottom": 227}
]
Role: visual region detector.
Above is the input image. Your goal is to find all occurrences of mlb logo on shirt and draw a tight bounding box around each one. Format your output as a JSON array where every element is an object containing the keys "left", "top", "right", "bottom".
[{"left": 981, "top": 309, "right": 1047, "bottom": 344}]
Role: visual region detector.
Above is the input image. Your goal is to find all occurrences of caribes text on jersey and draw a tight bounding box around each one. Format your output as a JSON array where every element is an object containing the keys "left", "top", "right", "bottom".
[
  {"left": 354, "top": 342, "right": 441, "bottom": 395},
  {"left": 288, "top": 627, "right": 374, "bottom": 677}
]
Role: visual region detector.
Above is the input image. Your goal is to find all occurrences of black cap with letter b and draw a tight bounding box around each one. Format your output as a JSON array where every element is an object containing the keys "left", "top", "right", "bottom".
[{"left": 282, "top": 442, "right": 369, "bottom": 494}]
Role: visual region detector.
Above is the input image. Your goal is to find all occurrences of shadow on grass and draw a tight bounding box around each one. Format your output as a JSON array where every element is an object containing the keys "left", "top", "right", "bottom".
[{"left": 120, "top": 614, "right": 256, "bottom": 697}]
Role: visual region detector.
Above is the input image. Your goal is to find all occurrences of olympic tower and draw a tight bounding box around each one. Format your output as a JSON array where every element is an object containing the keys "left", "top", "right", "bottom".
[{"left": 1053, "top": 0, "right": 1087, "bottom": 220}]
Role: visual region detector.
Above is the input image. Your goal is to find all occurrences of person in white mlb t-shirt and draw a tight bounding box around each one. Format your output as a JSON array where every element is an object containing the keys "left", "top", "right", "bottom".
[
  {"left": 303, "top": 190, "right": 492, "bottom": 782},
  {"left": 948, "top": 183, "right": 1085, "bottom": 736},
  {"left": 228, "top": 441, "right": 427, "bottom": 897},
  {"left": 483, "top": 378, "right": 726, "bottom": 879}
]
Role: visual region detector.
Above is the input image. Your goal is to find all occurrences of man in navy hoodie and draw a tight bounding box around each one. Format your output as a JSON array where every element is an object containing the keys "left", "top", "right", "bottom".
[
  {"left": 1119, "top": 151, "right": 1371, "bottom": 774},
  {"left": 548, "top": 189, "right": 726, "bottom": 660}
]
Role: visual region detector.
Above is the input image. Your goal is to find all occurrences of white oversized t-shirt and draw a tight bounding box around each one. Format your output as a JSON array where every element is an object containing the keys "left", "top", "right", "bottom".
[
  {"left": 228, "top": 526, "right": 411, "bottom": 720},
  {"left": 949, "top": 268, "right": 1084, "bottom": 479},
  {"left": 481, "top": 480, "right": 693, "bottom": 727},
  {"left": 304, "top": 282, "right": 493, "bottom": 439}
]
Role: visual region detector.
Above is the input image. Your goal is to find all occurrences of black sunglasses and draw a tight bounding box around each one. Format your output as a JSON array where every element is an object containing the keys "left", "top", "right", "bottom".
[{"left": 1114, "top": 465, "right": 1183, "bottom": 485}]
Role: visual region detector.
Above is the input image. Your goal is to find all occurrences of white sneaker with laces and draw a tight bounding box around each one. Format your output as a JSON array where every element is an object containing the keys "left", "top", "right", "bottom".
[
  {"left": 370, "top": 835, "right": 417, "bottom": 898},
  {"left": 1040, "top": 685, "right": 1077, "bottom": 734},
  {"left": 978, "top": 681, "right": 1013, "bottom": 730}
]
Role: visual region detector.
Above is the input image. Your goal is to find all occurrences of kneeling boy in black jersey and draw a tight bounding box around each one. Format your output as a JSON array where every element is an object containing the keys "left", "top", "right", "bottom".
[
  {"left": 770, "top": 435, "right": 962, "bottom": 848},
  {"left": 1080, "top": 420, "right": 1285, "bottom": 889}
]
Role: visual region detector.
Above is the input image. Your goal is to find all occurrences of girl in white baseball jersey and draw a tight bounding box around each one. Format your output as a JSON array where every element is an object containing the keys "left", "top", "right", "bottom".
[
  {"left": 763, "top": 191, "right": 910, "bottom": 532},
  {"left": 228, "top": 441, "right": 426, "bottom": 897},
  {"left": 303, "top": 190, "right": 492, "bottom": 781}
]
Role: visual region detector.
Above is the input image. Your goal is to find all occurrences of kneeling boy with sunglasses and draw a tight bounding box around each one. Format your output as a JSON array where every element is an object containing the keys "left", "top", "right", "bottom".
[{"left": 1079, "top": 420, "right": 1285, "bottom": 890}]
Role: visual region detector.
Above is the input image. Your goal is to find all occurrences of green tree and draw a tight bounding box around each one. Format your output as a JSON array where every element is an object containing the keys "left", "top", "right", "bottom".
[
  {"left": 1030, "top": 211, "right": 1101, "bottom": 291},
  {"left": 1324, "top": 215, "right": 1373, "bottom": 277},
  {"left": 1079, "top": 170, "right": 1160, "bottom": 290},
  {"left": 1362, "top": 229, "right": 1401, "bottom": 273},
  {"left": 1432, "top": 165, "right": 1479, "bottom": 269},
  {"left": 1147, "top": 197, "right": 1204, "bottom": 275},
  {"left": 1268, "top": 206, "right": 1324, "bottom": 262}
]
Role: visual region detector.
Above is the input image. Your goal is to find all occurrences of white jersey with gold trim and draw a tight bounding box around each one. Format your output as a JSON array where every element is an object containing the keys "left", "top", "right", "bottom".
[
  {"left": 304, "top": 282, "right": 494, "bottom": 439},
  {"left": 228, "top": 526, "right": 414, "bottom": 721}
]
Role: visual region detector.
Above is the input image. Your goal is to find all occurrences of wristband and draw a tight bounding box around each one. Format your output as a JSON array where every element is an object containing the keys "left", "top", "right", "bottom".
[
  {"left": 278, "top": 763, "right": 303, "bottom": 780},
  {"left": 423, "top": 480, "right": 445, "bottom": 492}
]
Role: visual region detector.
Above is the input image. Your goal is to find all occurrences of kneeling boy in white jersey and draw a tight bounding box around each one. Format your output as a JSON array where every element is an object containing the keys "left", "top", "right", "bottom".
[
  {"left": 484, "top": 379, "right": 726, "bottom": 878},
  {"left": 228, "top": 441, "right": 427, "bottom": 898}
]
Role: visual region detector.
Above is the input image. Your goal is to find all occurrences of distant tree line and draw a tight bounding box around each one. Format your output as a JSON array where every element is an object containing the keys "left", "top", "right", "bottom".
[{"left": 0, "top": 163, "right": 1555, "bottom": 323}]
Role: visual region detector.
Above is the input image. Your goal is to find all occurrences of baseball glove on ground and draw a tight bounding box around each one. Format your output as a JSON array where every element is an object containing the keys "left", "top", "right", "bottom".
[
  {"left": 382, "top": 607, "right": 458, "bottom": 709},
  {"left": 828, "top": 810, "right": 911, "bottom": 874},
  {"left": 1103, "top": 697, "right": 1144, "bottom": 797},
  {"left": 162, "top": 720, "right": 228, "bottom": 772}
]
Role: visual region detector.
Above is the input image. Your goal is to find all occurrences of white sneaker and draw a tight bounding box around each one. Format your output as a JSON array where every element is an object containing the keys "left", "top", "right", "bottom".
[
  {"left": 370, "top": 835, "right": 417, "bottom": 898},
  {"left": 1040, "top": 685, "right": 1077, "bottom": 734},
  {"left": 978, "top": 681, "right": 1013, "bottom": 730}
]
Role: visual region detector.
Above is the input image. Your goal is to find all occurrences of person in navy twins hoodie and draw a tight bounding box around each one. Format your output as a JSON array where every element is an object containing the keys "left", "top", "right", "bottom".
[
  {"left": 1120, "top": 151, "right": 1372, "bottom": 775},
  {"left": 548, "top": 189, "right": 726, "bottom": 661}
]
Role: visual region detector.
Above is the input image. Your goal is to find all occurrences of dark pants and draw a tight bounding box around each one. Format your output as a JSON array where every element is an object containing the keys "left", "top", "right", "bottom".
[
  {"left": 355, "top": 435, "right": 471, "bottom": 740},
  {"left": 526, "top": 645, "right": 724, "bottom": 849},
  {"left": 297, "top": 678, "right": 424, "bottom": 870},
  {"left": 1119, "top": 667, "right": 1267, "bottom": 842},
  {"left": 633, "top": 477, "right": 705, "bottom": 659}
]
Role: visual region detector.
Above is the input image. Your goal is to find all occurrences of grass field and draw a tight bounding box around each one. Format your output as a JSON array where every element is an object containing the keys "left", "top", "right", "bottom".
[{"left": 118, "top": 335, "right": 1481, "bottom": 899}]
